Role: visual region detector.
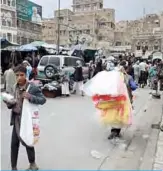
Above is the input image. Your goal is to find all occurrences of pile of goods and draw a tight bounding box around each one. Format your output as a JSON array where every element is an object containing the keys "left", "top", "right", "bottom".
[
  {"left": 83, "top": 71, "right": 132, "bottom": 127},
  {"left": 42, "top": 81, "right": 61, "bottom": 98}
]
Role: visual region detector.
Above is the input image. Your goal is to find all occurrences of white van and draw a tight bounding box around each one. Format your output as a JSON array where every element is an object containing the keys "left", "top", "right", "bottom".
[{"left": 37, "top": 55, "right": 88, "bottom": 80}]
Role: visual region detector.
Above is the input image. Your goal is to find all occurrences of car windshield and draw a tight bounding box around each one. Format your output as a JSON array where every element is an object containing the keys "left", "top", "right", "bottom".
[{"left": 49, "top": 57, "right": 60, "bottom": 66}]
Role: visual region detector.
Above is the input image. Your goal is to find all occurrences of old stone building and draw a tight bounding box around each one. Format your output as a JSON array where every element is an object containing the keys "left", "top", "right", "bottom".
[
  {"left": 0, "top": 0, "right": 42, "bottom": 45},
  {"left": 42, "top": 0, "right": 115, "bottom": 48},
  {"left": 114, "top": 13, "right": 163, "bottom": 53},
  {"left": 131, "top": 14, "right": 163, "bottom": 52},
  {"left": 42, "top": 18, "right": 56, "bottom": 44},
  {"left": 16, "top": 0, "right": 42, "bottom": 45},
  {"left": 0, "top": 0, "right": 17, "bottom": 43}
]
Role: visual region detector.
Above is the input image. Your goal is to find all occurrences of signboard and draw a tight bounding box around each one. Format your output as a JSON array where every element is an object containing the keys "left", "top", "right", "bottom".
[{"left": 16, "top": 0, "right": 42, "bottom": 24}]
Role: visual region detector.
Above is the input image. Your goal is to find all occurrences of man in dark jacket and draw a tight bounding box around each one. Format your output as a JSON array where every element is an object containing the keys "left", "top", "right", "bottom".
[
  {"left": 72, "top": 60, "right": 84, "bottom": 96},
  {"left": 4, "top": 65, "right": 46, "bottom": 170}
]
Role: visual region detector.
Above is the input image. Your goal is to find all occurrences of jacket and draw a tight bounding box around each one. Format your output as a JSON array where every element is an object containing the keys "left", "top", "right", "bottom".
[
  {"left": 73, "top": 66, "right": 83, "bottom": 82},
  {"left": 9, "top": 82, "right": 46, "bottom": 126}
]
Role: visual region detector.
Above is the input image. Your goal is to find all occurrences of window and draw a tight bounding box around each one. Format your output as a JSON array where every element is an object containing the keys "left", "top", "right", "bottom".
[
  {"left": 12, "top": 0, "right": 15, "bottom": 6},
  {"left": 86, "top": 30, "right": 90, "bottom": 34},
  {"left": 7, "top": 20, "right": 11, "bottom": 26},
  {"left": 3, "top": 33, "right": 6, "bottom": 39},
  {"left": 2, "top": 18, "right": 6, "bottom": 26},
  {"left": 64, "top": 57, "right": 84, "bottom": 66},
  {"left": 3, "top": 0, "right": 6, "bottom": 4},
  {"left": 13, "top": 34, "right": 17, "bottom": 43},
  {"left": 137, "top": 46, "right": 141, "bottom": 50},
  {"left": 7, "top": 33, "right": 12, "bottom": 42},
  {"left": 49, "top": 57, "right": 60, "bottom": 66},
  {"left": 154, "top": 46, "right": 159, "bottom": 50},
  {"left": 7, "top": 0, "right": 11, "bottom": 6},
  {"left": 115, "top": 42, "right": 121, "bottom": 46},
  {"left": 40, "top": 57, "right": 49, "bottom": 66},
  {"left": 17, "top": 36, "right": 21, "bottom": 44}
]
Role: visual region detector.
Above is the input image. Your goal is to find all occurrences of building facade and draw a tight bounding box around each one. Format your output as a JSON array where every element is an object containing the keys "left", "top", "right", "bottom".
[
  {"left": 42, "top": 0, "right": 115, "bottom": 48},
  {"left": 42, "top": 18, "right": 56, "bottom": 44},
  {"left": 0, "top": 0, "right": 17, "bottom": 43},
  {"left": 0, "top": 0, "right": 42, "bottom": 45},
  {"left": 131, "top": 14, "right": 163, "bottom": 52},
  {"left": 16, "top": 0, "right": 42, "bottom": 45}
]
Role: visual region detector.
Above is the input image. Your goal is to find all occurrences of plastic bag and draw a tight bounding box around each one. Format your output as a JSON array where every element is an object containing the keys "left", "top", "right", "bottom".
[
  {"left": 20, "top": 86, "right": 40, "bottom": 147},
  {"left": 83, "top": 71, "right": 125, "bottom": 96},
  {"left": 99, "top": 100, "right": 132, "bottom": 126},
  {"left": 129, "top": 77, "right": 138, "bottom": 91}
]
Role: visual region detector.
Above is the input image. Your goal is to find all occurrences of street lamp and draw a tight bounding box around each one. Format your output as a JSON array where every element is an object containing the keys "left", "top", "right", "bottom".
[{"left": 57, "top": 0, "right": 60, "bottom": 54}]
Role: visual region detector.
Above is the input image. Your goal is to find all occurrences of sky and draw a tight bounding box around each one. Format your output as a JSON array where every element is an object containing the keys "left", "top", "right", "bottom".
[{"left": 32, "top": 0, "right": 163, "bottom": 21}]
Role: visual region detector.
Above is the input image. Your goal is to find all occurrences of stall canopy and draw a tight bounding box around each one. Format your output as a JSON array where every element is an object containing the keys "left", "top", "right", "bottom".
[
  {"left": 0, "top": 37, "right": 18, "bottom": 49},
  {"left": 152, "top": 51, "right": 163, "bottom": 61},
  {"left": 18, "top": 44, "right": 37, "bottom": 51},
  {"left": 30, "top": 41, "right": 49, "bottom": 47}
]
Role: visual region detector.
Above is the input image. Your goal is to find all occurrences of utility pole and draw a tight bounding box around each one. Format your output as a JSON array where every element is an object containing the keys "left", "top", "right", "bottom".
[{"left": 57, "top": 0, "right": 60, "bottom": 54}]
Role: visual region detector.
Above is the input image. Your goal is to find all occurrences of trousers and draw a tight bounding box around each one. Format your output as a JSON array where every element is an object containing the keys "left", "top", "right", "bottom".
[{"left": 11, "top": 124, "right": 35, "bottom": 168}]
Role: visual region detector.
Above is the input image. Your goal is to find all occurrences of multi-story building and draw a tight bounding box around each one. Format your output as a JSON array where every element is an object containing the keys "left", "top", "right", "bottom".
[
  {"left": 114, "top": 13, "right": 163, "bottom": 53},
  {"left": 42, "top": 0, "right": 115, "bottom": 48},
  {"left": 131, "top": 14, "right": 163, "bottom": 52},
  {"left": 16, "top": 0, "right": 42, "bottom": 45},
  {"left": 0, "top": 0, "right": 17, "bottom": 43},
  {"left": 42, "top": 18, "right": 56, "bottom": 44}
]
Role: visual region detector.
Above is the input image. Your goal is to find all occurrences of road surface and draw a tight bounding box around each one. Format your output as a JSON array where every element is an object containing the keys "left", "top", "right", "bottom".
[{"left": 1, "top": 88, "right": 162, "bottom": 170}]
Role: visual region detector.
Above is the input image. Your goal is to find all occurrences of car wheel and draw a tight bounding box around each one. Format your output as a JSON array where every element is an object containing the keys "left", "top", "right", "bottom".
[{"left": 44, "top": 64, "right": 58, "bottom": 79}]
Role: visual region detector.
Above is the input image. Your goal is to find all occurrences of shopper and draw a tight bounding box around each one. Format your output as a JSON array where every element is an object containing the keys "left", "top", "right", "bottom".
[{"left": 4, "top": 65, "right": 46, "bottom": 170}]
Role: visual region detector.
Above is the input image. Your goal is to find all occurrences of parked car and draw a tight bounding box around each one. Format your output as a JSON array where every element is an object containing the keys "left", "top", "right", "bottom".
[{"left": 36, "top": 55, "right": 89, "bottom": 82}]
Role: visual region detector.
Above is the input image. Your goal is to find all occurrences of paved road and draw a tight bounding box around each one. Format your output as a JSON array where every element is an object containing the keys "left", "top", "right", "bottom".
[{"left": 1, "top": 88, "right": 160, "bottom": 170}]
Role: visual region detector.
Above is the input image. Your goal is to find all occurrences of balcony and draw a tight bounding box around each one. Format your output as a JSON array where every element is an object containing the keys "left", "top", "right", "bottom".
[
  {"left": 1, "top": 4, "right": 16, "bottom": 11},
  {"left": 1, "top": 25, "right": 17, "bottom": 31}
]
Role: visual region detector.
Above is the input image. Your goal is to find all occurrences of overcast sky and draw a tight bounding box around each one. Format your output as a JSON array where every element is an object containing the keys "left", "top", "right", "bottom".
[{"left": 32, "top": 0, "right": 163, "bottom": 21}]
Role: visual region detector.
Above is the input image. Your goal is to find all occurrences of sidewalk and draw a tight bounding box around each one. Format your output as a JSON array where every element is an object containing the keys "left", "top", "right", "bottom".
[
  {"left": 153, "top": 108, "right": 163, "bottom": 170},
  {"left": 99, "top": 92, "right": 163, "bottom": 170}
]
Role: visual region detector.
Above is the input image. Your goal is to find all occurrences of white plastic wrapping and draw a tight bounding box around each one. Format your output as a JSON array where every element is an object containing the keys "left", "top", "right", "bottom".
[{"left": 83, "top": 71, "right": 124, "bottom": 96}]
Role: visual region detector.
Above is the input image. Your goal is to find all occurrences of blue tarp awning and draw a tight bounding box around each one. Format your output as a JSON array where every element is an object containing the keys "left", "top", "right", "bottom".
[{"left": 18, "top": 44, "right": 37, "bottom": 51}]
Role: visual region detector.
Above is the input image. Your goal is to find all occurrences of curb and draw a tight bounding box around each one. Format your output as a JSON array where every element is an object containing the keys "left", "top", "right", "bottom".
[
  {"left": 153, "top": 103, "right": 163, "bottom": 170},
  {"left": 138, "top": 96, "right": 163, "bottom": 170}
]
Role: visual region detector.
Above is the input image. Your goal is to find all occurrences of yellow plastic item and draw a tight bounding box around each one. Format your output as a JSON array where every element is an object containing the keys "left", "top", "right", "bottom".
[{"left": 99, "top": 100, "right": 132, "bottom": 126}]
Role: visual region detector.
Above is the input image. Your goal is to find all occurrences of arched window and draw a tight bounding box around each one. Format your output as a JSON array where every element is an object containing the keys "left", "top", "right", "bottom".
[
  {"left": 7, "top": 0, "right": 11, "bottom": 6},
  {"left": 6, "top": 12, "right": 12, "bottom": 26},
  {"left": 3, "top": 0, "right": 6, "bottom": 4},
  {"left": 12, "top": 0, "right": 15, "bottom": 6},
  {"left": 1, "top": 12, "right": 6, "bottom": 26}
]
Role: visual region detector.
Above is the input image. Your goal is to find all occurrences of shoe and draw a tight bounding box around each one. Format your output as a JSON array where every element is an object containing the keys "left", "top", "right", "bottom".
[
  {"left": 71, "top": 90, "right": 76, "bottom": 94},
  {"left": 108, "top": 132, "right": 117, "bottom": 140},
  {"left": 66, "top": 94, "right": 70, "bottom": 97},
  {"left": 12, "top": 167, "right": 17, "bottom": 170},
  {"left": 26, "top": 163, "right": 39, "bottom": 170}
]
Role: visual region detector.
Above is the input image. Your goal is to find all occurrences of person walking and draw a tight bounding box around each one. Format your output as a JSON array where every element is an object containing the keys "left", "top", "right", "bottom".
[
  {"left": 108, "top": 62, "right": 136, "bottom": 139},
  {"left": 4, "top": 63, "right": 16, "bottom": 94},
  {"left": 139, "top": 59, "right": 148, "bottom": 88},
  {"left": 72, "top": 60, "right": 84, "bottom": 96},
  {"left": 133, "top": 61, "right": 140, "bottom": 84},
  {"left": 61, "top": 70, "right": 70, "bottom": 97},
  {"left": 4, "top": 65, "right": 46, "bottom": 170},
  {"left": 93, "top": 59, "right": 103, "bottom": 76},
  {"left": 22, "top": 61, "right": 32, "bottom": 80}
]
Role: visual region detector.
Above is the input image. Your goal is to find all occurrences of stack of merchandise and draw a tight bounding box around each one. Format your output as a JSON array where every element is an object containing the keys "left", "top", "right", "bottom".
[{"left": 83, "top": 71, "right": 132, "bottom": 127}]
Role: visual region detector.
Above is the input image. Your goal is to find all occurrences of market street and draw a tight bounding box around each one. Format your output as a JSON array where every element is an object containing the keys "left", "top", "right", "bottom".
[{"left": 1, "top": 88, "right": 163, "bottom": 170}]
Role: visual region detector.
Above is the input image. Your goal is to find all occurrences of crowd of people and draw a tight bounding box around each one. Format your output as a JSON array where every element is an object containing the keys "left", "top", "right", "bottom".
[{"left": 2, "top": 52, "right": 163, "bottom": 170}]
